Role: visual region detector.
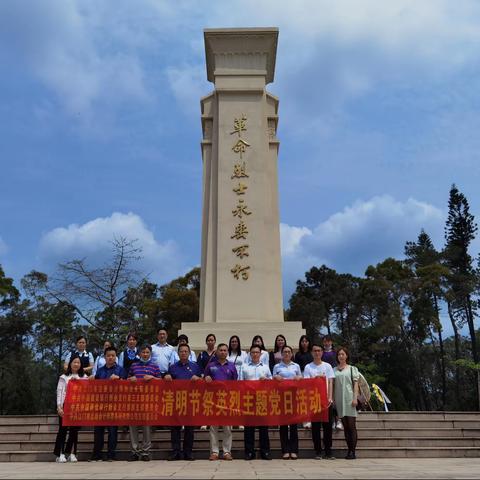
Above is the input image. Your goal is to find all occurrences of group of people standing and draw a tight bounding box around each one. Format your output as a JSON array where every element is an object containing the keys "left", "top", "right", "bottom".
[{"left": 54, "top": 330, "right": 360, "bottom": 463}]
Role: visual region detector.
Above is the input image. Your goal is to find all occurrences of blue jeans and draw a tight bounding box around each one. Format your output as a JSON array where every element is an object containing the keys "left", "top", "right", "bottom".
[{"left": 93, "top": 426, "right": 118, "bottom": 459}]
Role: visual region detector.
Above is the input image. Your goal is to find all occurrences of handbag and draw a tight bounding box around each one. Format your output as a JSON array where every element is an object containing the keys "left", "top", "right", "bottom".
[{"left": 350, "top": 366, "right": 369, "bottom": 411}]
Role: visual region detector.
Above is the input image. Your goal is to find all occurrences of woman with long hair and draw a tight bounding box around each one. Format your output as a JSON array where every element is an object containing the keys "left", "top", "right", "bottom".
[
  {"left": 197, "top": 333, "right": 217, "bottom": 431},
  {"left": 333, "top": 347, "right": 360, "bottom": 459},
  {"left": 227, "top": 335, "right": 248, "bottom": 376},
  {"left": 294, "top": 335, "right": 313, "bottom": 372},
  {"left": 295, "top": 335, "right": 314, "bottom": 428},
  {"left": 197, "top": 333, "right": 217, "bottom": 372},
  {"left": 54, "top": 355, "right": 87, "bottom": 462},
  {"left": 269, "top": 334, "right": 286, "bottom": 373}
]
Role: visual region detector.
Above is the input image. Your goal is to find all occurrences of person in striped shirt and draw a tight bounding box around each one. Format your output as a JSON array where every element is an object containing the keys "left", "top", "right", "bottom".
[{"left": 127, "top": 344, "right": 162, "bottom": 462}]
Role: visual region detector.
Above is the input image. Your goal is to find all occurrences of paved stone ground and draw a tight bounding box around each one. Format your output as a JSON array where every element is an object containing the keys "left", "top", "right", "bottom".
[{"left": 0, "top": 458, "right": 479, "bottom": 479}]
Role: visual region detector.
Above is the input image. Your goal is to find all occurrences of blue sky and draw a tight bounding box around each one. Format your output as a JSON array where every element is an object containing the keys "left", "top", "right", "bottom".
[{"left": 1, "top": 1, "right": 480, "bottom": 330}]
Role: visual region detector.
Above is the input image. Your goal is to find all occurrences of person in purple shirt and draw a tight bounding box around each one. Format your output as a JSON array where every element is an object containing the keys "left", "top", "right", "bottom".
[
  {"left": 127, "top": 344, "right": 162, "bottom": 462},
  {"left": 89, "top": 346, "right": 127, "bottom": 462},
  {"left": 204, "top": 343, "right": 238, "bottom": 461},
  {"left": 164, "top": 344, "right": 202, "bottom": 461}
]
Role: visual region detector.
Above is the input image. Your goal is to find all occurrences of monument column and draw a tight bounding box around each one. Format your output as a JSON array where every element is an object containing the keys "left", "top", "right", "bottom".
[{"left": 179, "top": 28, "right": 304, "bottom": 350}]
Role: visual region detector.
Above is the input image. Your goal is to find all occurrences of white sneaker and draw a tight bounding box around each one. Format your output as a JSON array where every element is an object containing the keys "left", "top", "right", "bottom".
[
  {"left": 336, "top": 420, "right": 343, "bottom": 430},
  {"left": 239, "top": 425, "right": 244, "bottom": 430},
  {"left": 201, "top": 425, "right": 207, "bottom": 430},
  {"left": 68, "top": 453, "right": 78, "bottom": 462},
  {"left": 303, "top": 422, "right": 311, "bottom": 429},
  {"left": 56, "top": 454, "right": 67, "bottom": 463}
]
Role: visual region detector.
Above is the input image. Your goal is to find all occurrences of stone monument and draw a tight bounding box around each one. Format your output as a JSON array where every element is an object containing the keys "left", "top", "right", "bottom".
[{"left": 179, "top": 28, "right": 305, "bottom": 350}]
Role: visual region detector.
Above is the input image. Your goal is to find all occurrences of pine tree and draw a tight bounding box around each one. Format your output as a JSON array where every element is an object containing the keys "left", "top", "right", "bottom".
[
  {"left": 405, "top": 230, "right": 448, "bottom": 409},
  {"left": 444, "top": 184, "right": 479, "bottom": 408}
]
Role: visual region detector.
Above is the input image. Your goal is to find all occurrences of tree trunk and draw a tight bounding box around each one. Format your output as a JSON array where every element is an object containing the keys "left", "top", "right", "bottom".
[
  {"left": 465, "top": 295, "right": 480, "bottom": 410},
  {"left": 438, "top": 327, "right": 447, "bottom": 409},
  {"left": 58, "top": 330, "right": 64, "bottom": 375},
  {"left": 325, "top": 307, "right": 331, "bottom": 336},
  {"left": 434, "top": 295, "right": 446, "bottom": 409},
  {"left": 447, "top": 301, "right": 461, "bottom": 403}
]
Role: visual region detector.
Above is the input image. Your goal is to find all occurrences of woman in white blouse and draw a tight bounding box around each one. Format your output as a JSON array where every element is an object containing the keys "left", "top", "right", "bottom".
[
  {"left": 53, "top": 356, "right": 87, "bottom": 463},
  {"left": 272, "top": 346, "right": 302, "bottom": 459},
  {"left": 227, "top": 335, "right": 248, "bottom": 375}
]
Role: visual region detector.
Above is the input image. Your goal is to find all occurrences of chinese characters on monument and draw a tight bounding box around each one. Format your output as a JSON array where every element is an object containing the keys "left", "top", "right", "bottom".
[{"left": 230, "top": 115, "right": 252, "bottom": 280}]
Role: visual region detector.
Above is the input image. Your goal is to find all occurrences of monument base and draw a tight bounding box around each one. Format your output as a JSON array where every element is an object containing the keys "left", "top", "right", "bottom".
[{"left": 178, "top": 321, "right": 305, "bottom": 351}]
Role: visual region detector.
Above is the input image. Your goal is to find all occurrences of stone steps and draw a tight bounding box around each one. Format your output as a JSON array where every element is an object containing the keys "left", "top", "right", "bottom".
[
  {"left": 1, "top": 446, "right": 480, "bottom": 462},
  {"left": 1, "top": 436, "right": 479, "bottom": 451},
  {"left": 1, "top": 428, "right": 479, "bottom": 441},
  {"left": 0, "top": 412, "right": 478, "bottom": 460},
  {"left": 2, "top": 421, "right": 478, "bottom": 434}
]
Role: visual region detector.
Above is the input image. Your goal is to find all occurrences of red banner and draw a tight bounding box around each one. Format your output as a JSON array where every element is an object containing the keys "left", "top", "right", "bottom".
[{"left": 63, "top": 378, "right": 328, "bottom": 426}]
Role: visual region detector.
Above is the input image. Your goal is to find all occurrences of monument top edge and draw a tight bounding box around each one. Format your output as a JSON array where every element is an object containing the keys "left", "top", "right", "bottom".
[
  {"left": 204, "top": 27, "right": 279, "bottom": 35},
  {"left": 204, "top": 27, "right": 278, "bottom": 85}
]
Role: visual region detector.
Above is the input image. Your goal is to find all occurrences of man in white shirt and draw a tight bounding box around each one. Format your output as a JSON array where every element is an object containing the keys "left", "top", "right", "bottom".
[
  {"left": 151, "top": 328, "right": 179, "bottom": 376},
  {"left": 239, "top": 345, "right": 272, "bottom": 460},
  {"left": 303, "top": 344, "right": 335, "bottom": 460}
]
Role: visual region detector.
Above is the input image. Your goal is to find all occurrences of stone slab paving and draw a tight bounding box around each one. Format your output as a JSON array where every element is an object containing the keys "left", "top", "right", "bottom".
[{"left": 0, "top": 458, "right": 479, "bottom": 479}]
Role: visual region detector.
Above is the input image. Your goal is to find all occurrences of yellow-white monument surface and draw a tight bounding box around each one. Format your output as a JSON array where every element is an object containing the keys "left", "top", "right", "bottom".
[{"left": 179, "top": 28, "right": 305, "bottom": 349}]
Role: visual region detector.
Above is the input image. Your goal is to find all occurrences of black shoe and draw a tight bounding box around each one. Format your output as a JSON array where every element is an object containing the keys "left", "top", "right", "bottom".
[
  {"left": 324, "top": 454, "right": 336, "bottom": 460},
  {"left": 168, "top": 453, "right": 182, "bottom": 461},
  {"left": 141, "top": 454, "right": 150, "bottom": 462},
  {"left": 345, "top": 451, "right": 354, "bottom": 460},
  {"left": 260, "top": 453, "right": 272, "bottom": 461},
  {"left": 88, "top": 456, "right": 102, "bottom": 462},
  {"left": 128, "top": 454, "right": 139, "bottom": 462},
  {"left": 184, "top": 454, "right": 195, "bottom": 461},
  {"left": 245, "top": 452, "right": 256, "bottom": 461}
]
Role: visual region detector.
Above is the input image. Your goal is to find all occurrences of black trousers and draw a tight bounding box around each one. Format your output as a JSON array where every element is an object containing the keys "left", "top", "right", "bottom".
[
  {"left": 341, "top": 416, "right": 358, "bottom": 453},
  {"left": 312, "top": 406, "right": 333, "bottom": 455},
  {"left": 53, "top": 415, "right": 81, "bottom": 457},
  {"left": 93, "top": 426, "right": 118, "bottom": 459},
  {"left": 244, "top": 426, "right": 270, "bottom": 456},
  {"left": 279, "top": 424, "right": 298, "bottom": 454},
  {"left": 171, "top": 426, "right": 194, "bottom": 457}
]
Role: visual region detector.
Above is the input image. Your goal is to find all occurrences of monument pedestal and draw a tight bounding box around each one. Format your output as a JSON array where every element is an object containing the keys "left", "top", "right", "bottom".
[{"left": 179, "top": 322, "right": 306, "bottom": 352}]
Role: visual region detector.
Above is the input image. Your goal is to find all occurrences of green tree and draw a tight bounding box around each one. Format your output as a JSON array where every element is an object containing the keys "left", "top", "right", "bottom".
[
  {"left": 443, "top": 184, "right": 479, "bottom": 408},
  {"left": 0, "top": 265, "right": 35, "bottom": 414},
  {"left": 22, "top": 271, "right": 78, "bottom": 374},
  {"left": 288, "top": 265, "right": 343, "bottom": 338},
  {"left": 405, "top": 230, "right": 449, "bottom": 408}
]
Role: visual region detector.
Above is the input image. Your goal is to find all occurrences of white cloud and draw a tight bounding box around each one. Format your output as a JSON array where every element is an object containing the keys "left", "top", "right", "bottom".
[
  {"left": 281, "top": 195, "right": 445, "bottom": 299},
  {"left": 280, "top": 224, "right": 312, "bottom": 256},
  {"left": 39, "top": 212, "right": 187, "bottom": 284},
  {"left": 144, "top": 1, "right": 480, "bottom": 136},
  {"left": 166, "top": 64, "right": 208, "bottom": 117},
  {"left": 3, "top": 1, "right": 479, "bottom": 130},
  {"left": 0, "top": 1, "right": 151, "bottom": 119}
]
